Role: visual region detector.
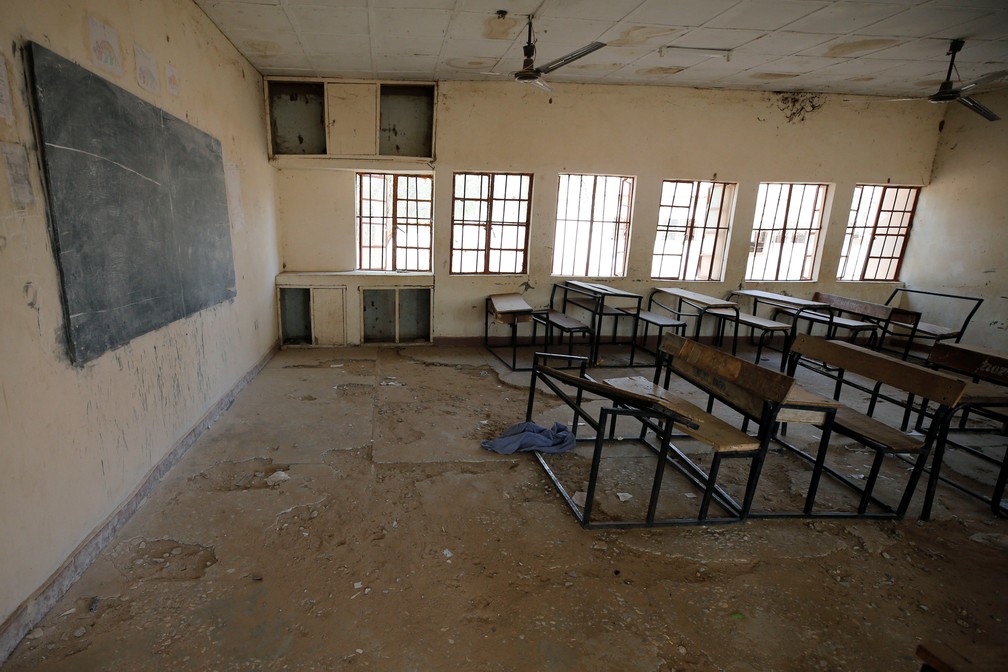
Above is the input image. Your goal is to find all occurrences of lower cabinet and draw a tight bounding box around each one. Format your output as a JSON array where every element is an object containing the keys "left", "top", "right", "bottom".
[
  {"left": 277, "top": 286, "right": 346, "bottom": 346},
  {"left": 362, "top": 287, "right": 431, "bottom": 344}
]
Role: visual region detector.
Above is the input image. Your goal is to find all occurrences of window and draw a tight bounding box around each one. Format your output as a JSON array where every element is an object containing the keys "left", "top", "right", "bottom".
[
  {"left": 553, "top": 174, "right": 634, "bottom": 277},
  {"left": 652, "top": 180, "right": 735, "bottom": 281},
  {"left": 356, "top": 173, "right": 433, "bottom": 271},
  {"left": 745, "top": 182, "right": 828, "bottom": 281},
  {"left": 837, "top": 185, "right": 919, "bottom": 281},
  {"left": 450, "top": 172, "right": 533, "bottom": 274}
]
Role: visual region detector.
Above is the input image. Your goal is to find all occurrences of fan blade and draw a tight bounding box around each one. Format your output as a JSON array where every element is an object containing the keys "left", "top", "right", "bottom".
[
  {"left": 961, "top": 69, "right": 1008, "bottom": 92},
  {"left": 957, "top": 95, "right": 1000, "bottom": 121},
  {"left": 519, "top": 77, "right": 552, "bottom": 93},
  {"left": 535, "top": 41, "right": 605, "bottom": 75}
]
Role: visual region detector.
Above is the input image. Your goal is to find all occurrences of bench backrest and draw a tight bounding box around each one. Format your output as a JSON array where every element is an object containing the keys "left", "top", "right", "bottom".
[
  {"left": 813, "top": 292, "right": 919, "bottom": 325},
  {"left": 928, "top": 342, "right": 1008, "bottom": 386},
  {"left": 886, "top": 287, "right": 984, "bottom": 336},
  {"left": 791, "top": 333, "right": 966, "bottom": 407},
  {"left": 659, "top": 333, "right": 796, "bottom": 419}
]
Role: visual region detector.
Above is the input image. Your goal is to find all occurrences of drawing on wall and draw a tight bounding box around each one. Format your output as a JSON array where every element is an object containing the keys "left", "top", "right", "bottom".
[
  {"left": 0, "top": 57, "right": 14, "bottom": 123},
  {"left": 134, "top": 45, "right": 159, "bottom": 94},
  {"left": 1, "top": 142, "right": 35, "bottom": 208},
  {"left": 166, "top": 63, "right": 180, "bottom": 96},
  {"left": 87, "top": 15, "right": 123, "bottom": 74}
]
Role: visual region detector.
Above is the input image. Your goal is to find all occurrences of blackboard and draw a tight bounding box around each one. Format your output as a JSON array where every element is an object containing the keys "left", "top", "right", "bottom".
[{"left": 28, "top": 43, "right": 236, "bottom": 364}]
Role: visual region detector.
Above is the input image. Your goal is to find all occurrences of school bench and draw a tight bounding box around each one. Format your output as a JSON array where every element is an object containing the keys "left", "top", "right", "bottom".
[
  {"left": 654, "top": 333, "right": 841, "bottom": 518},
  {"left": 621, "top": 289, "right": 690, "bottom": 358},
  {"left": 562, "top": 280, "right": 643, "bottom": 365},
  {"left": 773, "top": 292, "right": 922, "bottom": 358},
  {"left": 883, "top": 288, "right": 984, "bottom": 360},
  {"left": 918, "top": 342, "right": 1008, "bottom": 519},
  {"left": 525, "top": 352, "right": 761, "bottom": 527},
  {"left": 530, "top": 284, "right": 594, "bottom": 361},
  {"left": 785, "top": 333, "right": 968, "bottom": 518}
]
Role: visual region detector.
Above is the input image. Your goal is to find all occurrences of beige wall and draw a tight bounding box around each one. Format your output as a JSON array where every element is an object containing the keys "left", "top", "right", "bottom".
[
  {"left": 901, "top": 89, "right": 1008, "bottom": 349},
  {"left": 277, "top": 81, "right": 946, "bottom": 340},
  {"left": 0, "top": 0, "right": 279, "bottom": 635}
]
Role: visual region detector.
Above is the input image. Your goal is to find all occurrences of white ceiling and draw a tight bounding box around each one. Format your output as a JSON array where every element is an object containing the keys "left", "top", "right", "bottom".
[{"left": 194, "top": 0, "right": 1008, "bottom": 99}]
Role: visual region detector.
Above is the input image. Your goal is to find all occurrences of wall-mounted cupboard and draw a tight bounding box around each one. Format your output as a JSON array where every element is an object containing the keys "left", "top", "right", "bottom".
[{"left": 266, "top": 79, "right": 435, "bottom": 159}]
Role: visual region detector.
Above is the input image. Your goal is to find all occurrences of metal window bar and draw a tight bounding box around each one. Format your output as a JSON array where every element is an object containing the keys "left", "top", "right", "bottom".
[
  {"left": 653, "top": 180, "right": 734, "bottom": 281},
  {"left": 745, "top": 183, "right": 827, "bottom": 281},
  {"left": 450, "top": 172, "right": 532, "bottom": 274},
  {"left": 554, "top": 174, "right": 634, "bottom": 277},
  {"left": 356, "top": 173, "right": 433, "bottom": 271},
  {"left": 838, "top": 185, "right": 918, "bottom": 281}
]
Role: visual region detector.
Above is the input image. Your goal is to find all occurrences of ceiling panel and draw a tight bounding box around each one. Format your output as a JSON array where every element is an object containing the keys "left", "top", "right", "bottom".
[{"left": 193, "top": 0, "right": 1008, "bottom": 100}]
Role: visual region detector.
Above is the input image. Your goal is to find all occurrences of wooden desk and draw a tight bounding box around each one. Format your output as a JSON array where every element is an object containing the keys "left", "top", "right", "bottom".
[
  {"left": 727, "top": 289, "right": 830, "bottom": 369},
  {"left": 920, "top": 344, "right": 1008, "bottom": 518},
  {"left": 656, "top": 333, "right": 842, "bottom": 519},
  {"left": 484, "top": 293, "right": 539, "bottom": 370},
  {"left": 651, "top": 287, "right": 739, "bottom": 346},
  {"left": 562, "top": 281, "right": 643, "bottom": 366}
]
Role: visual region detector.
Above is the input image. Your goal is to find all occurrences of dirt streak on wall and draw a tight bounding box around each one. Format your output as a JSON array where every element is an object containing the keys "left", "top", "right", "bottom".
[{"left": 0, "top": 0, "right": 280, "bottom": 645}]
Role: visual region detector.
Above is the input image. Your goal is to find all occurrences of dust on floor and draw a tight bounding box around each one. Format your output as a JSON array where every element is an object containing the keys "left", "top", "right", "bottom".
[{"left": 5, "top": 346, "right": 1006, "bottom": 671}]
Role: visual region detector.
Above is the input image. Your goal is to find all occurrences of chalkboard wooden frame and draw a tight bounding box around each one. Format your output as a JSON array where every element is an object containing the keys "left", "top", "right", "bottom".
[{"left": 28, "top": 43, "right": 236, "bottom": 364}]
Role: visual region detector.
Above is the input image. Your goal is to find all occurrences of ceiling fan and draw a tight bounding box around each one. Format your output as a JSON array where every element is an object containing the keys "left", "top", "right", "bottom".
[
  {"left": 928, "top": 39, "right": 1005, "bottom": 121},
  {"left": 509, "top": 16, "right": 605, "bottom": 91}
]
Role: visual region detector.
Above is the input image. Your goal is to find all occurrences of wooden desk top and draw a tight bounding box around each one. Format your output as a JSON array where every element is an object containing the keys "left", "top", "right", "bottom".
[
  {"left": 488, "top": 293, "right": 535, "bottom": 323},
  {"left": 565, "top": 280, "right": 642, "bottom": 299},
  {"left": 654, "top": 287, "right": 736, "bottom": 309},
  {"left": 732, "top": 289, "right": 829, "bottom": 310}
]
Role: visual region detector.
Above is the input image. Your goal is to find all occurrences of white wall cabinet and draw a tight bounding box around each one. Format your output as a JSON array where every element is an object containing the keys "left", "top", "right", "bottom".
[{"left": 266, "top": 78, "right": 435, "bottom": 159}]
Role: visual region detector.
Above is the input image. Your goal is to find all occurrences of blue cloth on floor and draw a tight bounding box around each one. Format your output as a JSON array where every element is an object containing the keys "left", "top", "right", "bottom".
[{"left": 481, "top": 421, "right": 576, "bottom": 455}]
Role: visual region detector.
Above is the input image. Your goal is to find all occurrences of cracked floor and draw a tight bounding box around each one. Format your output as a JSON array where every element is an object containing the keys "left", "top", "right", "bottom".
[{"left": 4, "top": 345, "right": 1006, "bottom": 671}]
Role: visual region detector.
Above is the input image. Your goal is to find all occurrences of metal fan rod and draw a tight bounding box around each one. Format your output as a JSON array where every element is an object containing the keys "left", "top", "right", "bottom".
[{"left": 537, "top": 41, "right": 606, "bottom": 75}]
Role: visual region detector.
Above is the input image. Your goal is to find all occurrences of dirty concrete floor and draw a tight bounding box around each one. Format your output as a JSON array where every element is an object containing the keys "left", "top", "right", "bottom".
[{"left": 5, "top": 344, "right": 1007, "bottom": 671}]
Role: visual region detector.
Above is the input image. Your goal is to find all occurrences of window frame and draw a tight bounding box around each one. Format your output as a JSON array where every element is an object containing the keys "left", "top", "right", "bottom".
[
  {"left": 745, "top": 182, "right": 829, "bottom": 282},
  {"left": 449, "top": 171, "right": 534, "bottom": 275},
  {"left": 651, "top": 179, "right": 736, "bottom": 281},
  {"left": 355, "top": 172, "right": 433, "bottom": 272},
  {"left": 837, "top": 184, "right": 920, "bottom": 282},
  {"left": 552, "top": 173, "right": 635, "bottom": 278}
]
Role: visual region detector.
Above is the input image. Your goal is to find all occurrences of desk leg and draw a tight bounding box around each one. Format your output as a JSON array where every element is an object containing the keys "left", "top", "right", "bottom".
[
  {"left": 804, "top": 418, "right": 836, "bottom": 515},
  {"left": 993, "top": 452, "right": 1008, "bottom": 517},
  {"left": 509, "top": 320, "right": 518, "bottom": 370}
]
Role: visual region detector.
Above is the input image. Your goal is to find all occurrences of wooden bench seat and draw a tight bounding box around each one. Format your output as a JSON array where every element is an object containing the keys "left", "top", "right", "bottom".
[
  {"left": 786, "top": 333, "right": 967, "bottom": 517},
  {"left": 613, "top": 307, "right": 687, "bottom": 358},
  {"left": 833, "top": 405, "right": 925, "bottom": 453},
  {"left": 604, "top": 376, "right": 760, "bottom": 454},
  {"left": 532, "top": 310, "right": 592, "bottom": 360}
]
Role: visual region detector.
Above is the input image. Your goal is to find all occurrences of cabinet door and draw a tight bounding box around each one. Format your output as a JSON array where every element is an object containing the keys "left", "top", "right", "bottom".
[
  {"left": 326, "top": 83, "right": 378, "bottom": 156},
  {"left": 312, "top": 287, "right": 346, "bottom": 346}
]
